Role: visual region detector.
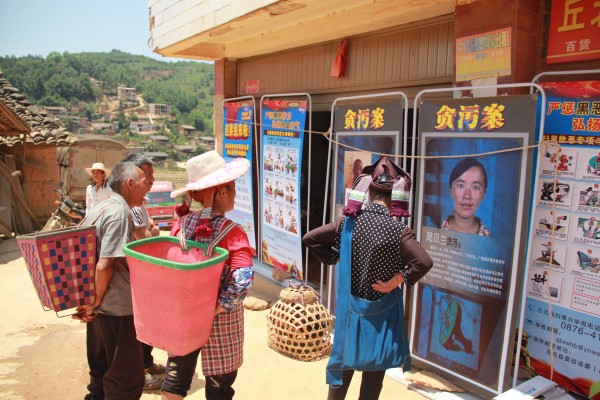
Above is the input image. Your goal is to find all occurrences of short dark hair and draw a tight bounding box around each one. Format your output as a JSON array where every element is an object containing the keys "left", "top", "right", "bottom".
[
  {"left": 123, "top": 153, "right": 154, "bottom": 169},
  {"left": 449, "top": 157, "right": 487, "bottom": 190}
]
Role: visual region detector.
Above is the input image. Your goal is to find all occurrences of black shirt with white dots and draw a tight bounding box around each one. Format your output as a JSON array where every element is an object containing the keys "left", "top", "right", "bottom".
[{"left": 303, "top": 202, "right": 433, "bottom": 301}]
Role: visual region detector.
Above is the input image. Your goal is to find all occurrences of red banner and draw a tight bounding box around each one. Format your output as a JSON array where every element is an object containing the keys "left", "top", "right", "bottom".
[{"left": 546, "top": 0, "right": 600, "bottom": 64}]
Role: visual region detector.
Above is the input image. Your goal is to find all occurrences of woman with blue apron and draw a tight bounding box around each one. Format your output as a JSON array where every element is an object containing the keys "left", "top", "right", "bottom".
[{"left": 303, "top": 156, "right": 433, "bottom": 400}]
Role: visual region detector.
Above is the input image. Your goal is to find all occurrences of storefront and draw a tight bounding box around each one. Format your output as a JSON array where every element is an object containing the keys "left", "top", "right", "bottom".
[{"left": 149, "top": 1, "right": 600, "bottom": 397}]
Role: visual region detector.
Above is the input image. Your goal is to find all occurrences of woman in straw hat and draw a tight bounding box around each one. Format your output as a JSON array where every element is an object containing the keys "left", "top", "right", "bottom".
[
  {"left": 85, "top": 162, "right": 113, "bottom": 215},
  {"left": 162, "top": 151, "right": 254, "bottom": 400}
]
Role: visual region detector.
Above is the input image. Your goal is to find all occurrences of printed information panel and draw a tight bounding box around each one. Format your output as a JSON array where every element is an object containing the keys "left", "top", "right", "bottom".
[
  {"left": 521, "top": 81, "right": 600, "bottom": 400},
  {"left": 412, "top": 95, "right": 537, "bottom": 398}
]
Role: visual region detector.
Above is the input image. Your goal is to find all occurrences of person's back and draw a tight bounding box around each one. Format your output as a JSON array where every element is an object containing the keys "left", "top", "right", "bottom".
[
  {"left": 74, "top": 161, "right": 149, "bottom": 400},
  {"left": 303, "top": 156, "right": 432, "bottom": 400},
  {"left": 349, "top": 202, "right": 406, "bottom": 301}
]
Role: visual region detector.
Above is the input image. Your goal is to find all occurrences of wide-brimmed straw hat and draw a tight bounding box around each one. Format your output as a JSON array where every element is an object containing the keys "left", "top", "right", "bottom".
[
  {"left": 85, "top": 162, "right": 111, "bottom": 177},
  {"left": 171, "top": 151, "right": 250, "bottom": 198}
]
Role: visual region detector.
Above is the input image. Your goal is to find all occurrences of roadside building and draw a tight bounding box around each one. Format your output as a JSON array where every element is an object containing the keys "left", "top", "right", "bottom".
[
  {"left": 148, "top": 3, "right": 600, "bottom": 397},
  {"left": 130, "top": 121, "right": 166, "bottom": 133},
  {"left": 174, "top": 144, "right": 195, "bottom": 156},
  {"left": 178, "top": 124, "right": 196, "bottom": 136},
  {"left": 0, "top": 72, "right": 78, "bottom": 232},
  {"left": 89, "top": 122, "right": 117, "bottom": 134},
  {"left": 196, "top": 136, "right": 214, "bottom": 149},
  {"left": 149, "top": 135, "right": 169, "bottom": 145},
  {"left": 43, "top": 106, "right": 68, "bottom": 119}
]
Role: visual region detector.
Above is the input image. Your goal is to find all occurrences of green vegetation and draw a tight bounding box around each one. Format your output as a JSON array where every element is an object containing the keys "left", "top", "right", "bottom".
[{"left": 0, "top": 50, "right": 214, "bottom": 134}]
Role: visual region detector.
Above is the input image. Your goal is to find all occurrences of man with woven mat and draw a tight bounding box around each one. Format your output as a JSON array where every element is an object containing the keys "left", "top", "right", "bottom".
[
  {"left": 303, "top": 156, "right": 433, "bottom": 400},
  {"left": 73, "top": 160, "right": 152, "bottom": 400}
]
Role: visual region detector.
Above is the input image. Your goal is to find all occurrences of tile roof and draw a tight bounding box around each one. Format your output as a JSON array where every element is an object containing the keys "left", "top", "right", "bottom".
[{"left": 0, "top": 71, "right": 78, "bottom": 147}]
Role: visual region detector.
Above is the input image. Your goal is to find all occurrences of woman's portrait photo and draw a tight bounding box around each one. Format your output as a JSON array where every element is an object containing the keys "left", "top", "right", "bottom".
[
  {"left": 442, "top": 157, "right": 490, "bottom": 236},
  {"left": 419, "top": 136, "right": 524, "bottom": 241}
]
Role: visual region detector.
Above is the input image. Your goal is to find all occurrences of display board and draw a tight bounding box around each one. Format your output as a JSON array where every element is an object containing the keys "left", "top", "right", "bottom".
[
  {"left": 326, "top": 93, "right": 406, "bottom": 312},
  {"left": 260, "top": 96, "right": 308, "bottom": 280},
  {"left": 223, "top": 97, "right": 257, "bottom": 255},
  {"left": 412, "top": 94, "right": 538, "bottom": 398},
  {"left": 330, "top": 95, "right": 405, "bottom": 219},
  {"left": 519, "top": 80, "right": 600, "bottom": 400}
]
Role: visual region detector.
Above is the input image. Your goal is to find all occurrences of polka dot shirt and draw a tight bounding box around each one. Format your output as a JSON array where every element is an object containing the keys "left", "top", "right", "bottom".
[
  {"left": 335, "top": 203, "right": 406, "bottom": 300},
  {"left": 302, "top": 202, "right": 433, "bottom": 302}
]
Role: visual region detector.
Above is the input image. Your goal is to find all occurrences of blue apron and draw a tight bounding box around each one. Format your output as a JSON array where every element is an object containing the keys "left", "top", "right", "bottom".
[{"left": 326, "top": 217, "right": 411, "bottom": 387}]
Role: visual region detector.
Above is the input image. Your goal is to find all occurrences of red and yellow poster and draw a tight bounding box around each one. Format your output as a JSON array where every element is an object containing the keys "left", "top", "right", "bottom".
[{"left": 547, "top": 0, "right": 600, "bottom": 64}]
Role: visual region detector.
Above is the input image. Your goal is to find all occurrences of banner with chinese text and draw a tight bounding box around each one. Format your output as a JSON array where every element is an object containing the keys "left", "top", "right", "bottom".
[
  {"left": 521, "top": 81, "right": 600, "bottom": 399},
  {"left": 223, "top": 99, "right": 257, "bottom": 255},
  {"left": 546, "top": 0, "right": 600, "bottom": 64},
  {"left": 412, "top": 95, "right": 537, "bottom": 398},
  {"left": 260, "top": 98, "right": 307, "bottom": 280},
  {"left": 455, "top": 28, "right": 511, "bottom": 82}
]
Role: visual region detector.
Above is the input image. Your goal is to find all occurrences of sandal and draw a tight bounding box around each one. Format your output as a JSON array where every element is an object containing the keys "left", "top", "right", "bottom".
[
  {"left": 145, "top": 362, "right": 166, "bottom": 375},
  {"left": 143, "top": 373, "right": 163, "bottom": 391}
]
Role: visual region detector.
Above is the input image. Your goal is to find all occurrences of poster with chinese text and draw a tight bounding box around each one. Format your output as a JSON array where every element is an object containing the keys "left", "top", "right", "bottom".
[
  {"left": 546, "top": 0, "right": 600, "bottom": 64},
  {"left": 332, "top": 97, "right": 404, "bottom": 219},
  {"left": 260, "top": 98, "right": 307, "bottom": 280},
  {"left": 412, "top": 95, "right": 537, "bottom": 398},
  {"left": 223, "top": 99, "right": 256, "bottom": 255},
  {"left": 521, "top": 81, "right": 600, "bottom": 400},
  {"left": 328, "top": 95, "right": 404, "bottom": 314}
]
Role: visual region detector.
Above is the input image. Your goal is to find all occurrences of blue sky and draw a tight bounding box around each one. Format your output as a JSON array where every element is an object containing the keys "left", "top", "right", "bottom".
[{"left": 0, "top": 0, "right": 188, "bottom": 62}]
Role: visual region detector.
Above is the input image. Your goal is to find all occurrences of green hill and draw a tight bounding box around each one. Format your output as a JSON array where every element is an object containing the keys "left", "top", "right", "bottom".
[{"left": 0, "top": 50, "right": 214, "bottom": 135}]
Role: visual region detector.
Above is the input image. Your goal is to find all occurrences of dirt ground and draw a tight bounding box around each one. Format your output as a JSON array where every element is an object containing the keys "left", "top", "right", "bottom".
[{"left": 0, "top": 237, "right": 433, "bottom": 400}]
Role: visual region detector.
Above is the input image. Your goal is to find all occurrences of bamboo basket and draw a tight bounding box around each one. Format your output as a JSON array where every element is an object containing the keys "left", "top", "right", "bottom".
[{"left": 266, "top": 284, "right": 333, "bottom": 361}]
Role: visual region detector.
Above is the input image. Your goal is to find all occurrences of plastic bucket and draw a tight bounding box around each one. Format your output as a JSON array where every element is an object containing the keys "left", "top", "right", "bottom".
[{"left": 124, "top": 236, "right": 229, "bottom": 356}]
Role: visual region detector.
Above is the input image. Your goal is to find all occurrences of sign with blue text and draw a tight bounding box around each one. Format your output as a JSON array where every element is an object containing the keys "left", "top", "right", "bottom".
[
  {"left": 223, "top": 99, "right": 257, "bottom": 255},
  {"left": 260, "top": 98, "right": 307, "bottom": 280}
]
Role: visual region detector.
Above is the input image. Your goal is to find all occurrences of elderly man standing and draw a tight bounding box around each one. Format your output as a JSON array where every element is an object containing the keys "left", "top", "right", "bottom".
[{"left": 74, "top": 160, "right": 151, "bottom": 400}]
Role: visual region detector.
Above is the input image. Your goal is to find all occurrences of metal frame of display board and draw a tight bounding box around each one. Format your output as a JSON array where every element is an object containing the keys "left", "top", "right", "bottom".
[{"left": 409, "top": 83, "right": 546, "bottom": 398}]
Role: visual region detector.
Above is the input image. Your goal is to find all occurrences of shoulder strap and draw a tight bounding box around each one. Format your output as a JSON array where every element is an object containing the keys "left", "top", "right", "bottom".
[
  {"left": 178, "top": 214, "right": 191, "bottom": 250},
  {"left": 177, "top": 215, "right": 241, "bottom": 256},
  {"left": 326, "top": 216, "right": 355, "bottom": 386},
  {"left": 206, "top": 222, "right": 241, "bottom": 256}
]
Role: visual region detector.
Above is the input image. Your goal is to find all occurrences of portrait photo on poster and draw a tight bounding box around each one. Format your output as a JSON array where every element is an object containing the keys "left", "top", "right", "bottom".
[
  {"left": 413, "top": 132, "right": 530, "bottom": 390},
  {"left": 419, "top": 135, "right": 525, "bottom": 240}
]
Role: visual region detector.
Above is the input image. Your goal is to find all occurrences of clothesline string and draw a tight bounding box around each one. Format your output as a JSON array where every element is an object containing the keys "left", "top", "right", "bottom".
[{"left": 223, "top": 116, "right": 559, "bottom": 160}]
